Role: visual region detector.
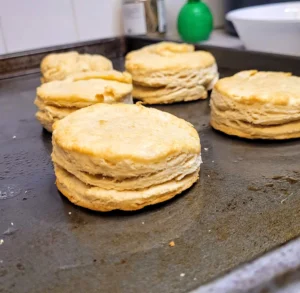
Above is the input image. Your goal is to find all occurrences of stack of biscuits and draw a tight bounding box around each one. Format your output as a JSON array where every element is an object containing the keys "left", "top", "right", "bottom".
[
  {"left": 210, "top": 70, "right": 300, "bottom": 140},
  {"left": 51, "top": 103, "right": 201, "bottom": 211},
  {"left": 125, "top": 42, "right": 219, "bottom": 104},
  {"left": 34, "top": 43, "right": 300, "bottom": 214},
  {"left": 35, "top": 71, "right": 133, "bottom": 132},
  {"left": 40, "top": 51, "right": 113, "bottom": 83}
]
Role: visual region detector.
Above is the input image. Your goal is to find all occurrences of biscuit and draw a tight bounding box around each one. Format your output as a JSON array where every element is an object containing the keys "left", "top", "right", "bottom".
[
  {"left": 52, "top": 103, "right": 201, "bottom": 211},
  {"left": 210, "top": 70, "right": 300, "bottom": 139},
  {"left": 35, "top": 97, "right": 78, "bottom": 132},
  {"left": 132, "top": 72, "right": 213, "bottom": 104},
  {"left": 41, "top": 51, "right": 113, "bottom": 83},
  {"left": 36, "top": 111, "right": 57, "bottom": 132},
  {"left": 125, "top": 42, "right": 219, "bottom": 104},
  {"left": 35, "top": 70, "right": 133, "bottom": 132},
  {"left": 52, "top": 141, "right": 201, "bottom": 190},
  {"left": 37, "top": 73, "right": 133, "bottom": 108},
  {"left": 64, "top": 70, "right": 132, "bottom": 84},
  {"left": 54, "top": 164, "right": 199, "bottom": 212}
]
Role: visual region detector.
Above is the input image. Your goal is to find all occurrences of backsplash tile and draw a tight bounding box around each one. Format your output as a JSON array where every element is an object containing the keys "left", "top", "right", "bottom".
[
  {"left": 0, "top": 0, "right": 78, "bottom": 54},
  {"left": 72, "top": 0, "right": 122, "bottom": 42}
]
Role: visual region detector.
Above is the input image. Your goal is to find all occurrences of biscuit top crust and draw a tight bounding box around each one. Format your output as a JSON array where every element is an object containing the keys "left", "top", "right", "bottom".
[
  {"left": 41, "top": 51, "right": 113, "bottom": 82},
  {"left": 52, "top": 103, "right": 200, "bottom": 163},
  {"left": 214, "top": 70, "right": 300, "bottom": 106},
  {"left": 37, "top": 70, "right": 132, "bottom": 107},
  {"left": 64, "top": 70, "right": 132, "bottom": 84},
  {"left": 125, "top": 42, "right": 216, "bottom": 73}
]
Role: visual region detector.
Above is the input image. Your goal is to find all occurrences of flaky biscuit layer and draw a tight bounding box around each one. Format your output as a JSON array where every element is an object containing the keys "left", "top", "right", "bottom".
[
  {"left": 41, "top": 51, "right": 113, "bottom": 83},
  {"left": 52, "top": 103, "right": 200, "bottom": 163},
  {"left": 55, "top": 164, "right": 199, "bottom": 212},
  {"left": 210, "top": 71, "right": 300, "bottom": 139}
]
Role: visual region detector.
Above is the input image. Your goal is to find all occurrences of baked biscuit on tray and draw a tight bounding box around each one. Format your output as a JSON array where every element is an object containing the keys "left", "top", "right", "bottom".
[
  {"left": 52, "top": 103, "right": 201, "bottom": 212},
  {"left": 35, "top": 70, "right": 133, "bottom": 132},
  {"left": 125, "top": 42, "right": 219, "bottom": 104},
  {"left": 210, "top": 70, "right": 300, "bottom": 139},
  {"left": 41, "top": 51, "right": 113, "bottom": 83}
]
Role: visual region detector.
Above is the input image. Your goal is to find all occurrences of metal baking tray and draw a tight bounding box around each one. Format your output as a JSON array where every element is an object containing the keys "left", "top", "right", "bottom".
[{"left": 1, "top": 36, "right": 300, "bottom": 293}]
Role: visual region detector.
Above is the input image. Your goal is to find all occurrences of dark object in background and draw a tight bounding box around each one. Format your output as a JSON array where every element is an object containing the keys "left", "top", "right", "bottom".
[
  {"left": 122, "top": 0, "right": 166, "bottom": 35},
  {"left": 225, "top": 0, "right": 300, "bottom": 35}
]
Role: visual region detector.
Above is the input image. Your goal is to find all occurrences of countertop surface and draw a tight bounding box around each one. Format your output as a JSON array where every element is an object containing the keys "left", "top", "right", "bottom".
[{"left": 166, "top": 29, "right": 243, "bottom": 49}]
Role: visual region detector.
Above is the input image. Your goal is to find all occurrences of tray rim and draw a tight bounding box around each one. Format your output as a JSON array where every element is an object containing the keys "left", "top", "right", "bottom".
[{"left": 1, "top": 34, "right": 300, "bottom": 80}]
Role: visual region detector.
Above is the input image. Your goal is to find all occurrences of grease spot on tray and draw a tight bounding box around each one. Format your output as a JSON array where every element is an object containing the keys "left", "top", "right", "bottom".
[{"left": 0, "top": 184, "right": 21, "bottom": 200}]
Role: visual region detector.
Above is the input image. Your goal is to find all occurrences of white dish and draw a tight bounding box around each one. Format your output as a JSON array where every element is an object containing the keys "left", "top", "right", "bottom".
[{"left": 226, "top": 2, "right": 300, "bottom": 56}]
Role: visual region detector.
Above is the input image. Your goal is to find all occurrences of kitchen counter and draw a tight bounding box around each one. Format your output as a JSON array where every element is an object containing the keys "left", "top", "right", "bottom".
[{"left": 167, "top": 29, "right": 244, "bottom": 49}]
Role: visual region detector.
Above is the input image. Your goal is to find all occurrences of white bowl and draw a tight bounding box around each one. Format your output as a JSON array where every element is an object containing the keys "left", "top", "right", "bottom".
[{"left": 226, "top": 2, "right": 300, "bottom": 56}]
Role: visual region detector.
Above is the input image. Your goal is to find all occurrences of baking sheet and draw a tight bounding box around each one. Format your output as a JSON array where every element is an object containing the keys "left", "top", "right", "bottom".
[{"left": 1, "top": 59, "right": 300, "bottom": 293}]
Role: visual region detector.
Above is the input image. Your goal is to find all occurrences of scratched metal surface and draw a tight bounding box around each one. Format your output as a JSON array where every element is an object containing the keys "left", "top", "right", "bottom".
[{"left": 1, "top": 60, "right": 300, "bottom": 293}]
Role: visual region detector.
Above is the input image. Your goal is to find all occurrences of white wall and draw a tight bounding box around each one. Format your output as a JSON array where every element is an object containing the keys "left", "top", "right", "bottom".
[
  {"left": 0, "top": 0, "right": 224, "bottom": 55},
  {"left": 0, "top": 0, "right": 123, "bottom": 55}
]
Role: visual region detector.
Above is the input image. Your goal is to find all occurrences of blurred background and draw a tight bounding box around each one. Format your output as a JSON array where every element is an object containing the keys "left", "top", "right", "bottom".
[{"left": 0, "top": 0, "right": 299, "bottom": 56}]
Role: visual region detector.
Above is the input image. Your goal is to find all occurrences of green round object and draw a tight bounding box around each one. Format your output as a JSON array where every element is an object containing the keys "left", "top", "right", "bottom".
[{"left": 177, "top": 0, "right": 213, "bottom": 43}]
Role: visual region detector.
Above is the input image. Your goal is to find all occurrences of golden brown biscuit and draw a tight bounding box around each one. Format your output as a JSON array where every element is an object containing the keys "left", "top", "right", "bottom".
[
  {"left": 52, "top": 103, "right": 201, "bottom": 211},
  {"left": 34, "top": 97, "right": 78, "bottom": 132},
  {"left": 52, "top": 104, "right": 200, "bottom": 165},
  {"left": 126, "top": 42, "right": 215, "bottom": 81},
  {"left": 64, "top": 70, "right": 132, "bottom": 84},
  {"left": 37, "top": 71, "right": 133, "bottom": 108},
  {"left": 41, "top": 51, "right": 113, "bottom": 83},
  {"left": 52, "top": 141, "right": 201, "bottom": 190},
  {"left": 37, "top": 79, "right": 132, "bottom": 108},
  {"left": 132, "top": 77, "right": 209, "bottom": 104},
  {"left": 35, "top": 70, "right": 133, "bottom": 132},
  {"left": 55, "top": 164, "right": 199, "bottom": 212},
  {"left": 35, "top": 111, "right": 57, "bottom": 132},
  {"left": 125, "top": 42, "right": 219, "bottom": 104},
  {"left": 210, "top": 70, "right": 300, "bottom": 139}
]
